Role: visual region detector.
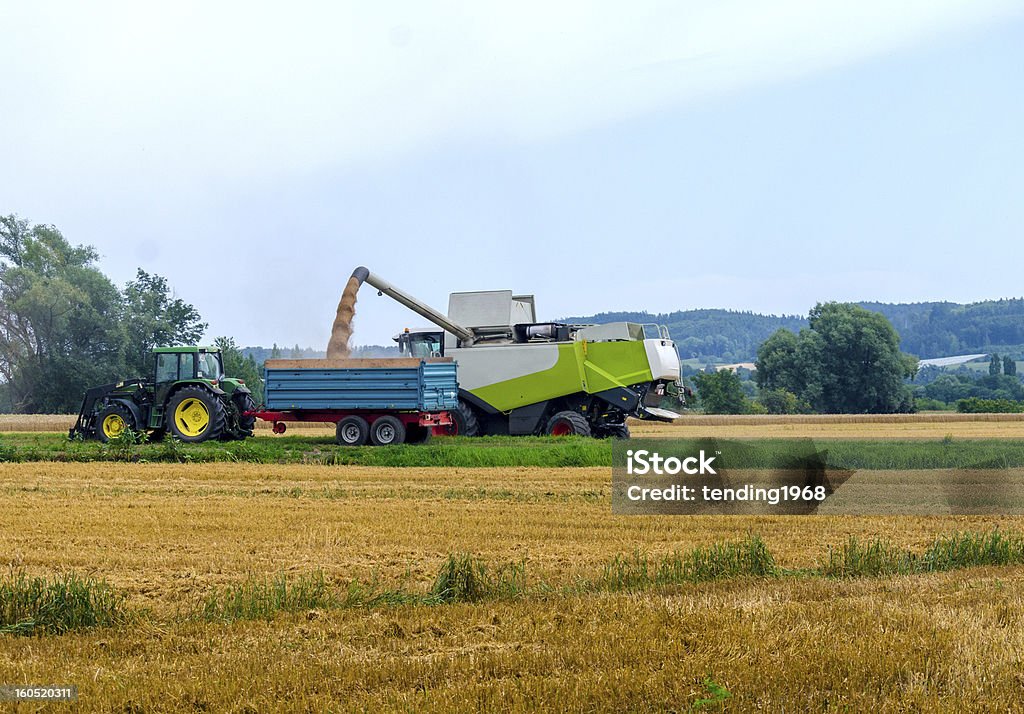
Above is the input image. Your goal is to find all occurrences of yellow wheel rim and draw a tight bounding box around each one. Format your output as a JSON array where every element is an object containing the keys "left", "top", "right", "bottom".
[
  {"left": 174, "top": 397, "right": 210, "bottom": 437},
  {"left": 102, "top": 414, "right": 126, "bottom": 439}
]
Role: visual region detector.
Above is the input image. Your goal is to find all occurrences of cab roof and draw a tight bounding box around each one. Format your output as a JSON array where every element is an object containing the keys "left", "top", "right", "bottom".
[{"left": 152, "top": 346, "right": 221, "bottom": 354}]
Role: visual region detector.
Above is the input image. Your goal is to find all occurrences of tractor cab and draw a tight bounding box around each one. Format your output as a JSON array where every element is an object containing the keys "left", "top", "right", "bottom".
[{"left": 395, "top": 328, "right": 444, "bottom": 358}]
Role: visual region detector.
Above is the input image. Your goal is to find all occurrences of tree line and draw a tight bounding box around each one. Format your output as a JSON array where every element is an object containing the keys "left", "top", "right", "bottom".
[
  {"left": 568, "top": 299, "right": 1024, "bottom": 363},
  {"left": 0, "top": 215, "right": 261, "bottom": 412}
]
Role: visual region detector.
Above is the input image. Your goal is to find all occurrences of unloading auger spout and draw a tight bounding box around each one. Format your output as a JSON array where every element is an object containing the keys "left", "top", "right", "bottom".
[{"left": 350, "top": 266, "right": 477, "bottom": 344}]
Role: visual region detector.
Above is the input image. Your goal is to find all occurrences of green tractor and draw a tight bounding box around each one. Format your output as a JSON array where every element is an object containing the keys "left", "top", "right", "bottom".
[{"left": 69, "top": 346, "right": 257, "bottom": 443}]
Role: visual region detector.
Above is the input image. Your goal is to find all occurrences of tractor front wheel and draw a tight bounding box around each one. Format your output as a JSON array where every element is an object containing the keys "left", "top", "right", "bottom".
[
  {"left": 166, "top": 386, "right": 226, "bottom": 443},
  {"left": 97, "top": 403, "right": 137, "bottom": 443}
]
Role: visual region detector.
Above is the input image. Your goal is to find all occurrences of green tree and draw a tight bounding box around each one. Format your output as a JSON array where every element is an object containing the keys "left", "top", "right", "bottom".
[
  {"left": 213, "top": 336, "right": 264, "bottom": 404},
  {"left": 758, "top": 388, "right": 809, "bottom": 415},
  {"left": 1006, "top": 356, "right": 1018, "bottom": 377},
  {"left": 692, "top": 369, "right": 751, "bottom": 414},
  {"left": 0, "top": 216, "right": 125, "bottom": 412},
  {"left": 990, "top": 353, "right": 1002, "bottom": 376},
  {"left": 122, "top": 270, "right": 206, "bottom": 376},
  {"left": 756, "top": 302, "right": 917, "bottom": 413}
]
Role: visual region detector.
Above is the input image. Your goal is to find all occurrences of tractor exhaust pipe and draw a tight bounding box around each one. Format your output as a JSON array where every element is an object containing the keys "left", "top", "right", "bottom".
[{"left": 351, "top": 266, "right": 477, "bottom": 344}]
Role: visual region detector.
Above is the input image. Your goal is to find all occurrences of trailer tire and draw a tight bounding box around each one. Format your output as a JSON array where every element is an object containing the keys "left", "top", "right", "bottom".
[
  {"left": 370, "top": 415, "right": 406, "bottom": 446},
  {"left": 336, "top": 415, "right": 370, "bottom": 446},
  {"left": 405, "top": 424, "right": 432, "bottom": 445},
  {"left": 545, "top": 410, "right": 592, "bottom": 437},
  {"left": 97, "top": 402, "right": 137, "bottom": 443}
]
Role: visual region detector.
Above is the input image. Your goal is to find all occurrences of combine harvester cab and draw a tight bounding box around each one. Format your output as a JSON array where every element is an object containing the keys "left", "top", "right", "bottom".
[{"left": 351, "top": 267, "right": 683, "bottom": 438}]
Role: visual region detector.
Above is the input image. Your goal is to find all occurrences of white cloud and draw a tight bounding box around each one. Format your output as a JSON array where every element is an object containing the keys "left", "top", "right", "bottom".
[{"left": 2, "top": 0, "right": 1020, "bottom": 186}]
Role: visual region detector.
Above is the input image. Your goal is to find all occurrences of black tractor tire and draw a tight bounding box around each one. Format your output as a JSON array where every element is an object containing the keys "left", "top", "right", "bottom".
[
  {"left": 405, "top": 424, "right": 432, "bottom": 445},
  {"left": 230, "top": 391, "right": 257, "bottom": 439},
  {"left": 96, "top": 402, "right": 137, "bottom": 443},
  {"left": 369, "top": 415, "right": 406, "bottom": 446},
  {"left": 446, "top": 400, "right": 481, "bottom": 437},
  {"left": 166, "top": 386, "right": 226, "bottom": 443},
  {"left": 545, "top": 410, "right": 592, "bottom": 437},
  {"left": 336, "top": 415, "right": 370, "bottom": 446}
]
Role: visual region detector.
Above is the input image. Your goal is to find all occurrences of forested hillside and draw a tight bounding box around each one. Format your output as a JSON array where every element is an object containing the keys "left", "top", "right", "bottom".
[{"left": 561, "top": 298, "right": 1024, "bottom": 362}]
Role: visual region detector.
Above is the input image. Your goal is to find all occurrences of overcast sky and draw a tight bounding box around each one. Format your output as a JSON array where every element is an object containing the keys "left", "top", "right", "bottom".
[{"left": 3, "top": 1, "right": 1023, "bottom": 347}]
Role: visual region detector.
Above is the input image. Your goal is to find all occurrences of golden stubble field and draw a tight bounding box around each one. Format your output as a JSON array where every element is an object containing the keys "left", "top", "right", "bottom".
[{"left": 3, "top": 417, "right": 1024, "bottom": 711}]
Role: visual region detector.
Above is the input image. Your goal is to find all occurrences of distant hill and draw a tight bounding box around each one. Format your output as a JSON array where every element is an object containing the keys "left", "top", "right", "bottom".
[
  {"left": 560, "top": 298, "right": 1024, "bottom": 362},
  {"left": 557, "top": 309, "right": 806, "bottom": 363}
]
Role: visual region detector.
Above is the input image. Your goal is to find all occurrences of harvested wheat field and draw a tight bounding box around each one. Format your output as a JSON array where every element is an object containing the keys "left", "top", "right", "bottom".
[
  {"left": 3, "top": 454, "right": 1024, "bottom": 711},
  {"left": 632, "top": 413, "right": 1024, "bottom": 439}
]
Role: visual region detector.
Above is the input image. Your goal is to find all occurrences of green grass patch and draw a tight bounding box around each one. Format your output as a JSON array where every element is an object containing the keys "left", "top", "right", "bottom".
[
  {"left": 821, "top": 529, "right": 1024, "bottom": 577},
  {"left": 597, "top": 534, "right": 777, "bottom": 591},
  {"left": 0, "top": 571, "right": 128, "bottom": 636},
  {"left": 0, "top": 432, "right": 612, "bottom": 468}
]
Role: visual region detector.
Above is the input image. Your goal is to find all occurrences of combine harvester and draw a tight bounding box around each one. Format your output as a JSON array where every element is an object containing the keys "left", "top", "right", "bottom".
[{"left": 349, "top": 266, "right": 683, "bottom": 438}]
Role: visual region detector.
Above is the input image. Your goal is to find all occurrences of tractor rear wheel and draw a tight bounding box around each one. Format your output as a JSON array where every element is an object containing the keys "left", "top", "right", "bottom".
[
  {"left": 97, "top": 402, "right": 137, "bottom": 443},
  {"left": 545, "top": 410, "right": 592, "bottom": 437},
  {"left": 166, "top": 386, "right": 226, "bottom": 443},
  {"left": 369, "top": 415, "right": 406, "bottom": 446},
  {"left": 336, "top": 415, "right": 370, "bottom": 446},
  {"left": 230, "top": 392, "right": 257, "bottom": 439}
]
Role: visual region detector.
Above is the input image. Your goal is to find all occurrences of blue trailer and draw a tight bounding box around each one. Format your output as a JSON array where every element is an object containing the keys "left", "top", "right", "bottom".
[{"left": 252, "top": 358, "right": 458, "bottom": 445}]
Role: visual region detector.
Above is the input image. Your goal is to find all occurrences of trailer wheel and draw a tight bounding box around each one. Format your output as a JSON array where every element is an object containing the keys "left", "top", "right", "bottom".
[
  {"left": 370, "top": 415, "right": 406, "bottom": 446},
  {"left": 545, "top": 411, "right": 592, "bottom": 437},
  {"left": 336, "top": 415, "right": 370, "bottom": 446},
  {"left": 597, "top": 423, "right": 630, "bottom": 439},
  {"left": 405, "top": 424, "right": 432, "bottom": 445}
]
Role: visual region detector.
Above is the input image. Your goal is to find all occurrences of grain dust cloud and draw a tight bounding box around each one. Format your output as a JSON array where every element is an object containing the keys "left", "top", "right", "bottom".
[{"left": 326, "top": 276, "right": 361, "bottom": 358}]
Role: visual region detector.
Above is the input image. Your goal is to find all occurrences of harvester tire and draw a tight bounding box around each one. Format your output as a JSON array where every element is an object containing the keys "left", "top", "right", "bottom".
[
  {"left": 97, "top": 402, "right": 137, "bottom": 443},
  {"left": 370, "top": 415, "right": 405, "bottom": 446},
  {"left": 336, "top": 415, "right": 370, "bottom": 446},
  {"left": 447, "top": 401, "right": 480, "bottom": 437},
  {"left": 166, "top": 386, "right": 226, "bottom": 443},
  {"left": 230, "top": 392, "right": 257, "bottom": 439},
  {"left": 405, "top": 424, "right": 432, "bottom": 445},
  {"left": 546, "top": 411, "right": 592, "bottom": 437}
]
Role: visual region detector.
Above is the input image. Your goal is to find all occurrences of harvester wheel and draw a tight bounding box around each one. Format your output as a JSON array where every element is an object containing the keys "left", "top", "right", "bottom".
[
  {"left": 166, "top": 386, "right": 226, "bottom": 443},
  {"left": 405, "top": 424, "right": 432, "bottom": 445},
  {"left": 545, "top": 411, "right": 592, "bottom": 437},
  {"left": 445, "top": 400, "right": 480, "bottom": 437},
  {"left": 230, "top": 392, "right": 257, "bottom": 439},
  {"left": 97, "top": 403, "right": 136, "bottom": 443},
  {"left": 336, "top": 415, "right": 370, "bottom": 446},
  {"left": 369, "top": 415, "right": 406, "bottom": 446}
]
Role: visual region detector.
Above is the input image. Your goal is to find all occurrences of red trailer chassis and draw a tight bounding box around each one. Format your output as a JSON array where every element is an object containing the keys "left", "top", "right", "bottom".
[{"left": 247, "top": 409, "right": 451, "bottom": 434}]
